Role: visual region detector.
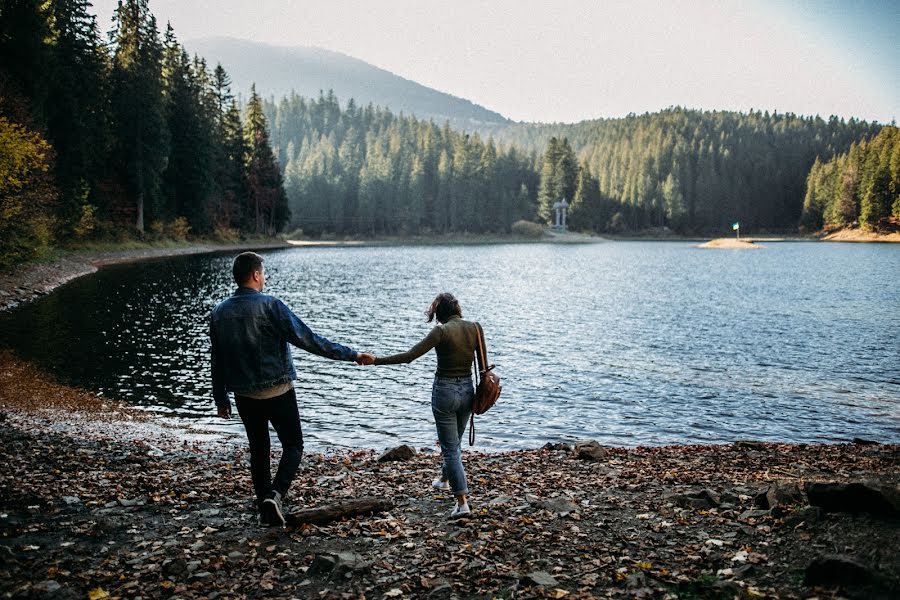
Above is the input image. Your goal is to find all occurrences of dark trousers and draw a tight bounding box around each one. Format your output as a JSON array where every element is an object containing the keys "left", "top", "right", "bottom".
[{"left": 235, "top": 388, "right": 303, "bottom": 511}]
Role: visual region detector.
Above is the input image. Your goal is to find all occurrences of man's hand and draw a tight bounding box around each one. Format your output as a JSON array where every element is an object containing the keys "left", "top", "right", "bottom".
[
  {"left": 355, "top": 352, "right": 376, "bottom": 365},
  {"left": 217, "top": 404, "right": 232, "bottom": 419}
]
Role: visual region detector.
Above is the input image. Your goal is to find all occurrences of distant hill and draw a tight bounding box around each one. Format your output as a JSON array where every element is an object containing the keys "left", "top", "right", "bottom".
[{"left": 187, "top": 37, "right": 510, "bottom": 131}]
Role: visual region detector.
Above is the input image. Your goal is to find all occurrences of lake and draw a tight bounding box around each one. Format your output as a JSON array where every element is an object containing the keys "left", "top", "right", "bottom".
[{"left": 1, "top": 241, "right": 898, "bottom": 450}]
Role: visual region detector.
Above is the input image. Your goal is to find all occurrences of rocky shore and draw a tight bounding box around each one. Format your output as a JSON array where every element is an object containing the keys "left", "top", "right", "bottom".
[
  {"left": 0, "top": 241, "right": 290, "bottom": 312},
  {"left": 1, "top": 352, "right": 898, "bottom": 599}
]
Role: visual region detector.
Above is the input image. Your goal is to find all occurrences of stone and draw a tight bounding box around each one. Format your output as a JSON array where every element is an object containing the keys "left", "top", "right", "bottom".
[
  {"left": 732, "top": 564, "right": 755, "bottom": 578},
  {"left": 674, "top": 489, "right": 720, "bottom": 509},
  {"left": 309, "top": 551, "right": 368, "bottom": 578},
  {"left": 754, "top": 483, "right": 803, "bottom": 510},
  {"left": 308, "top": 554, "right": 337, "bottom": 576},
  {"left": 537, "top": 497, "right": 578, "bottom": 515},
  {"left": 734, "top": 440, "right": 767, "bottom": 450},
  {"left": 784, "top": 506, "right": 821, "bottom": 528},
  {"left": 61, "top": 496, "right": 82, "bottom": 505},
  {"left": 163, "top": 558, "right": 189, "bottom": 577},
  {"left": 542, "top": 442, "right": 572, "bottom": 452},
  {"left": 851, "top": 437, "right": 880, "bottom": 445},
  {"left": 805, "top": 481, "right": 900, "bottom": 517},
  {"left": 521, "top": 571, "right": 559, "bottom": 587},
  {"left": 488, "top": 495, "right": 514, "bottom": 505},
  {"left": 626, "top": 571, "right": 648, "bottom": 589},
  {"left": 573, "top": 440, "right": 607, "bottom": 461},
  {"left": 32, "top": 581, "right": 62, "bottom": 594},
  {"left": 427, "top": 583, "right": 455, "bottom": 599},
  {"left": 377, "top": 444, "right": 416, "bottom": 462},
  {"left": 804, "top": 555, "right": 872, "bottom": 586},
  {"left": 738, "top": 509, "right": 770, "bottom": 521}
]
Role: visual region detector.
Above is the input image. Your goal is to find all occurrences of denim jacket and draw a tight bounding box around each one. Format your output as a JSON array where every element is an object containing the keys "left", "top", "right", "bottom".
[{"left": 210, "top": 287, "right": 358, "bottom": 407}]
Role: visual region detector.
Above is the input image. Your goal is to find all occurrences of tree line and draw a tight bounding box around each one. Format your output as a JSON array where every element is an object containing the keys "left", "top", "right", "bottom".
[
  {"left": 491, "top": 108, "right": 883, "bottom": 233},
  {"left": 801, "top": 126, "right": 900, "bottom": 231},
  {"left": 264, "top": 92, "right": 539, "bottom": 235},
  {"left": 1, "top": 0, "right": 890, "bottom": 271},
  {"left": 0, "top": 0, "right": 287, "bottom": 269}
]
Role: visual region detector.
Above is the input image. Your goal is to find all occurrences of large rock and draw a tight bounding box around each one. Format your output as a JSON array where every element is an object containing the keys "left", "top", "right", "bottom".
[
  {"left": 754, "top": 482, "right": 803, "bottom": 510},
  {"left": 805, "top": 481, "right": 900, "bottom": 517},
  {"left": 573, "top": 440, "right": 608, "bottom": 461},
  {"left": 804, "top": 555, "right": 872, "bottom": 586},
  {"left": 378, "top": 444, "right": 416, "bottom": 462}
]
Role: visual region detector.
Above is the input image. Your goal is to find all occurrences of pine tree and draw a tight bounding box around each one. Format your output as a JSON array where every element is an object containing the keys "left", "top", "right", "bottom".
[
  {"left": 109, "top": 0, "right": 168, "bottom": 233},
  {"left": 244, "top": 84, "right": 288, "bottom": 235},
  {"left": 43, "top": 0, "right": 110, "bottom": 232}
]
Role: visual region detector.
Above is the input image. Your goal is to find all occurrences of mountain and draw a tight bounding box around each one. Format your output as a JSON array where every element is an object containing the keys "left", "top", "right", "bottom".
[{"left": 186, "top": 37, "right": 510, "bottom": 131}]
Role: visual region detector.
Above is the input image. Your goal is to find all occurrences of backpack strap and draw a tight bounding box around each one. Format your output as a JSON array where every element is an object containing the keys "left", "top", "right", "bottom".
[{"left": 469, "top": 321, "right": 488, "bottom": 447}]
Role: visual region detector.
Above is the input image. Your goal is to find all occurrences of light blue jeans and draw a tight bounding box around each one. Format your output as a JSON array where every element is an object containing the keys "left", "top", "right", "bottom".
[{"left": 431, "top": 375, "right": 473, "bottom": 496}]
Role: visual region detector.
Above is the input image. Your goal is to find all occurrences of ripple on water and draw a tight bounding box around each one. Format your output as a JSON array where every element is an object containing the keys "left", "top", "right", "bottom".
[{"left": 1, "top": 242, "right": 899, "bottom": 449}]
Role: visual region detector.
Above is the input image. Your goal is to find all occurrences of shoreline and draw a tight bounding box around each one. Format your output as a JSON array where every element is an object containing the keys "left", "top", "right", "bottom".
[
  {"left": 0, "top": 239, "right": 291, "bottom": 313},
  {"left": 3, "top": 226, "right": 896, "bottom": 313},
  {"left": 1, "top": 351, "right": 899, "bottom": 598}
]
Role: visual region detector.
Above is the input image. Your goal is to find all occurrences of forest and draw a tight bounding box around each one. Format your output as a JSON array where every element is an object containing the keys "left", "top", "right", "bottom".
[
  {"left": 481, "top": 109, "right": 885, "bottom": 233},
  {"left": 0, "top": 0, "right": 287, "bottom": 269},
  {"left": 801, "top": 125, "right": 900, "bottom": 232},
  {"left": 1, "top": 1, "right": 894, "bottom": 270},
  {"left": 267, "top": 98, "right": 885, "bottom": 236},
  {"left": 264, "top": 93, "right": 538, "bottom": 236}
]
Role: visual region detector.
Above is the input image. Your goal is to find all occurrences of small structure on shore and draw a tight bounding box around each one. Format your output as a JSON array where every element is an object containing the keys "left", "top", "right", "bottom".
[{"left": 552, "top": 198, "right": 569, "bottom": 231}]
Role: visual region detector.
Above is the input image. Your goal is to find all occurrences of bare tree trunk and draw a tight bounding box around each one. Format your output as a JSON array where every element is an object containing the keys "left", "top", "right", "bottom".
[{"left": 136, "top": 118, "right": 144, "bottom": 234}]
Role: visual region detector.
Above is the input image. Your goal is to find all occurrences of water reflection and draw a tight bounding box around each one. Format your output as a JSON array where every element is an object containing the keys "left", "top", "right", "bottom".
[{"left": 1, "top": 242, "right": 898, "bottom": 449}]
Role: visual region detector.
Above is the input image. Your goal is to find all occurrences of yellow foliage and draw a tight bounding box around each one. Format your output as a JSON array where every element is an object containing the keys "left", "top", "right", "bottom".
[{"left": 0, "top": 116, "right": 50, "bottom": 195}]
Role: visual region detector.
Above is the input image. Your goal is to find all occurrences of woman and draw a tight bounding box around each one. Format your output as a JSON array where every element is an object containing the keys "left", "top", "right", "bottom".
[{"left": 373, "top": 292, "right": 479, "bottom": 518}]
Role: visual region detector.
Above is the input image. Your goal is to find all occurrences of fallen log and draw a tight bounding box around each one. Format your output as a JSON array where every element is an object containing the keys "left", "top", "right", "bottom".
[{"left": 285, "top": 497, "right": 393, "bottom": 526}]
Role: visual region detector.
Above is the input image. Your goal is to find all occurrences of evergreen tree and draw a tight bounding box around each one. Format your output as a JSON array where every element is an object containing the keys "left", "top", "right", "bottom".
[
  {"left": 245, "top": 85, "right": 288, "bottom": 234},
  {"left": 42, "top": 0, "right": 109, "bottom": 232},
  {"left": 108, "top": 0, "right": 168, "bottom": 233}
]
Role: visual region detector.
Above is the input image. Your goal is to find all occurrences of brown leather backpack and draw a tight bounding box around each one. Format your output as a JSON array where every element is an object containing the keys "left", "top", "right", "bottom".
[{"left": 469, "top": 321, "right": 501, "bottom": 445}]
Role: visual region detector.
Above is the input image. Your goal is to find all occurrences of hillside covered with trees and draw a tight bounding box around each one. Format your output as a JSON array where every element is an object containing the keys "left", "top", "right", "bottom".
[
  {"left": 1, "top": 0, "right": 890, "bottom": 271},
  {"left": 801, "top": 126, "right": 899, "bottom": 232},
  {"left": 264, "top": 93, "right": 538, "bottom": 235},
  {"left": 0, "top": 0, "right": 287, "bottom": 268},
  {"left": 488, "top": 110, "right": 883, "bottom": 233}
]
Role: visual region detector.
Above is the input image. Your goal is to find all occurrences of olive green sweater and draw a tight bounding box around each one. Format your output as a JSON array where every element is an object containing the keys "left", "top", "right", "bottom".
[{"left": 374, "top": 315, "right": 478, "bottom": 377}]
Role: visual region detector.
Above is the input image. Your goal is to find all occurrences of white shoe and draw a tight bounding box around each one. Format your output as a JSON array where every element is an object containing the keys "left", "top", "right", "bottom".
[
  {"left": 450, "top": 502, "right": 471, "bottom": 519},
  {"left": 432, "top": 478, "right": 450, "bottom": 491}
]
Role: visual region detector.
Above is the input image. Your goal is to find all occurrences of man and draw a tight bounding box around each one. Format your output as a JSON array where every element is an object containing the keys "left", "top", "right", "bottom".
[{"left": 211, "top": 251, "right": 374, "bottom": 527}]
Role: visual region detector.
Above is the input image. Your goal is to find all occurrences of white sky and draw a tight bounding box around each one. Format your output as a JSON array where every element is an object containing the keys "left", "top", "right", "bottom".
[{"left": 89, "top": 0, "right": 899, "bottom": 124}]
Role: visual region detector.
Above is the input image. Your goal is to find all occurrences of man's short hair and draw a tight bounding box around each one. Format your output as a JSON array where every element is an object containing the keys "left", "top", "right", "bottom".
[{"left": 233, "top": 252, "right": 264, "bottom": 285}]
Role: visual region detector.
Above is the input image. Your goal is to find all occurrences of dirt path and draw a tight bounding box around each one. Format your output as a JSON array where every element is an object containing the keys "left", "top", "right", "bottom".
[{"left": 1, "top": 352, "right": 898, "bottom": 599}]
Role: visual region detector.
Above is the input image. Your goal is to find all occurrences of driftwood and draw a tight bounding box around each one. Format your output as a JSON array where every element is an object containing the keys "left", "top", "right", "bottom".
[{"left": 285, "top": 496, "right": 393, "bottom": 526}]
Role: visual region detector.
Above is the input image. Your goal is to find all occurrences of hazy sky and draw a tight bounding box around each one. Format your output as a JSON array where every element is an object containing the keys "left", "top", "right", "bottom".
[{"left": 89, "top": 0, "right": 898, "bottom": 124}]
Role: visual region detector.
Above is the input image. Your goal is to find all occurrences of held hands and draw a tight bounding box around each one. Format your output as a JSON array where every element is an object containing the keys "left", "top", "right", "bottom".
[
  {"left": 217, "top": 404, "right": 232, "bottom": 419},
  {"left": 355, "top": 352, "right": 376, "bottom": 365}
]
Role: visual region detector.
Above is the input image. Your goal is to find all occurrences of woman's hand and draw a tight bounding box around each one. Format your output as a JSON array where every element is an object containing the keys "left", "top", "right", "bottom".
[{"left": 355, "top": 352, "right": 376, "bottom": 365}]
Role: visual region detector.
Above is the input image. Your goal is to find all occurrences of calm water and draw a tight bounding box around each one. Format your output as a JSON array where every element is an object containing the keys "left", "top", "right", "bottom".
[{"left": 1, "top": 242, "right": 898, "bottom": 450}]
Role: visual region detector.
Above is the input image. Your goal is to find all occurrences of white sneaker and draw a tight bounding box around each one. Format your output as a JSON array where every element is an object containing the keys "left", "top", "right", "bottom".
[
  {"left": 450, "top": 502, "right": 471, "bottom": 519},
  {"left": 432, "top": 478, "right": 450, "bottom": 491}
]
